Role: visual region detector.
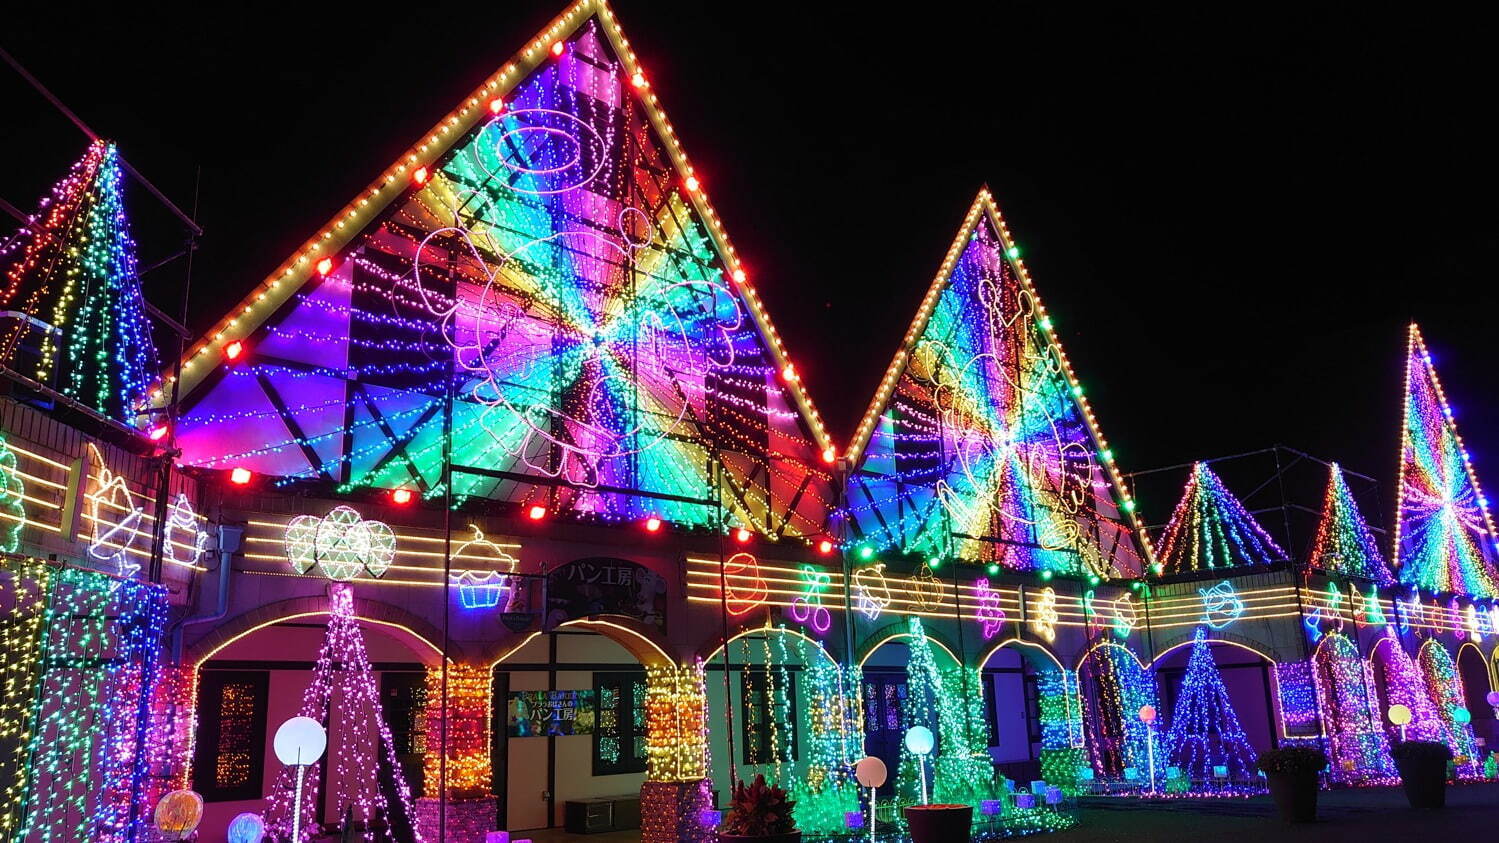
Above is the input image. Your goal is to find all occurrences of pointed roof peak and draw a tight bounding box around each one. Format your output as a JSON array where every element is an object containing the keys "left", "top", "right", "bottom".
[
  {"left": 1154, "top": 461, "right": 1286, "bottom": 575},
  {"left": 1310, "top": 462, "right": 1391, "bottom": 583}
]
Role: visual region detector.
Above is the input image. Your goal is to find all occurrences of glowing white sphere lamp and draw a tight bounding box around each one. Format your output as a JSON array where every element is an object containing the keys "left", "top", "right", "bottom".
[{"left": 274, "top": 716, "right": 327, "bottom": 842}]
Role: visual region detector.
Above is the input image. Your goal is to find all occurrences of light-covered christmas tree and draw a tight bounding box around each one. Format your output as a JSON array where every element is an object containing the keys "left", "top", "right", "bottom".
[
  {"left": 1162, "top": 628, "right": 1257, "bottom": 785},
  {"left": 0, "top": 140, "right": 158, "bottom": 423}
]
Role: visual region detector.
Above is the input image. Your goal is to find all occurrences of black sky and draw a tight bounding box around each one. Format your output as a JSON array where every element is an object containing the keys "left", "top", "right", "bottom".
[{"left": 2, "top": 2, "right": 1496, "bottom": 522}]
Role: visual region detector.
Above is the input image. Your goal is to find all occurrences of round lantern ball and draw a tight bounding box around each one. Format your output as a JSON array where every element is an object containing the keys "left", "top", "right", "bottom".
[
  {"left": 1454, "top": 706, "right": 1473, "bottom": 725},
  {"left": 1487, "top": 691, "right": 1499, "bottom": 708},
  {"left": 1138, "top": 705, "right": 1157, "bottom": 723},
  {"left": 153, "top": 790, "right": 204, "bottom": 840},
  {"left": 273, "top": 716, "right": 327, "bottom": 766},
  {"left": 854, "top": 755, "right": 888, "bottom": 788},
  {"left": 1388, "top": 704, "right": 1413, "bottom": 726},
  {"left": 226, "top": 812, "right": 265, "bottom": 843},
  {"left": 904, "top": 725, "right": 935, "bottom": 756}
]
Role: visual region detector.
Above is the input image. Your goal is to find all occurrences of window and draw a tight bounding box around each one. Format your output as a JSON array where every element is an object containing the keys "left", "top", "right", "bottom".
[
  {"left": 741, "top": 670, "right": 798, "bottom": 765},
  {"left": 594, "top": 672, "right": 648, "bottom": 775},
  {"left": 193, "top": 671, "right": 269, "bottom": 802}
]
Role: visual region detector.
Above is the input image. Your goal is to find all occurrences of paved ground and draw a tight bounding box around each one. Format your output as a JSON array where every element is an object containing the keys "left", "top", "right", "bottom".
[
  {"left": 498, "top": 783, "right": 1499, "bottom": 841},
  {"left": 1052, "top": 782, "right": 1499, "bottom": 842}
]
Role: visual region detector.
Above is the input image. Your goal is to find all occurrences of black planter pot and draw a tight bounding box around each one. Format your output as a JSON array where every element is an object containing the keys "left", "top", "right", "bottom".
[
  {"left": 717, "top": 832, "right": 801, "bottom": 843},
  {"left": 1395, "top": 756, "right": 1448, "bottom": 809},
  {"left": 1264, "top": 771, "right": 1319, "bottom": 823},
  {"left": 904, "top": 803, "right": 973, "bottom": 843}
]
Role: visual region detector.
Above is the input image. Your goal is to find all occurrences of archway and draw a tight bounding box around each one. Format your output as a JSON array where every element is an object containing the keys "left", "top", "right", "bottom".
[
  {"left": 1369, "top": 635, "right": 1443, "bottom": 744},
  {"left": 979, "top": 640, "right": 1075, "bottom": 787},
  {"left": 1076, "top": 642, "right": 1156, "bottom": 784},
  {"left": 489, "top": 619, "right": 662, "bottom": 833},
  {"left": 190, "top": 597, "right": 437, "bottom": 839},
  {"left": 1313, "top": 633, "right": 1393, "bottom": 783},
  {"left": 701, "top": 626, "right": 856, "bottom": 835},
  {"left": 1151, "top": 638, "right": 1278, "bottom": 759},
  {"left": 1457, "top": 643, "right": 1494, "bottom": 749}
]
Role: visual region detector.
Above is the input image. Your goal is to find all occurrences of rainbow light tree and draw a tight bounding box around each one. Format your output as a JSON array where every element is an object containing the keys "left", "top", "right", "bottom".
[
  {"left": 1393, "top": 325, "right": 1499, "bottom": 597},
  {"left": 165, "top": 12, "right": 834, "bottom": 538},
  {"left": 1154, "top": 462, "right": 1286, "bottom": 575},
  {"left": 1161, "top": 628, "right": 1257, "bottom": 789},
  {"left": 841, "top": 191, "right": 1146, "bottom": 577},
  {"left": 1308, "top": 464, "right": 1394, "bottom": 583},
  {"left": 0, "top": 140, "right": 158, "bottom": 423},
  {"left": 264, "top": 585, "right": 420, "bottom": 842}
]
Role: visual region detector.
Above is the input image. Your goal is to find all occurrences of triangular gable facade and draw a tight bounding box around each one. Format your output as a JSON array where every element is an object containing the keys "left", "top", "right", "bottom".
[
  {"left": 166, "top": 0, "right": 835, "bottom": 538},
  {"left": 842, "top": 191, "right": 1148, "bottom": 577},
  {"left": 1154, "top": 462, "right": 1285, "bottom": 575},
  {"left": 1393, "top": 325, "right": 1499, "bottom": 597}
]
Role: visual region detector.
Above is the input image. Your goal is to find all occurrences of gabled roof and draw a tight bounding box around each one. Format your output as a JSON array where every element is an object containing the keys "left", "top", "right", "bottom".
[
  {"left": 162, "top": 0, "right": 838, "bottom": 538},
  {"left": 1392, "top": 324, "right": 1499, "bottom": 597},
  {"left": 841, "top": 190, "right": 1152, "bottom": 576},
  {"left": 159, "top": 0, "right": 831, "bottom": 455}
]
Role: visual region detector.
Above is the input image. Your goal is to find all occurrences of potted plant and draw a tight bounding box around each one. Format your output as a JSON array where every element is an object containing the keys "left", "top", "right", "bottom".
[
  {"left": 903, "top": 802, "right": 973, "bottom": 843},
  {"left": 1391, "top": 741, "right": 1453, "bottom": 809},
  {"left": 1255, "top": 747, "right": 1327, "bottom": 823},
  {"left": 719, "top": 774, "right": 800, "bottom": 843}
]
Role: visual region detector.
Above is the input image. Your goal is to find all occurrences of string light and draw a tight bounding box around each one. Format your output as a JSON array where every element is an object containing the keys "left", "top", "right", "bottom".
[
  {"left": 1161, "top": 628, "right": 1259, "bottom": 790},
  {"left": 1415, "top": 638, "right": 1481, "bottom": 775},
  {"left": 1080, "top": 644, "right": 1157, "bottom": 779},
  {"left": 0, "top": 436, "right": 26, "bottom": 553},
  {"left": 1309, "top": 464, "right": 1393, "bottom": 582},
  {"left": 264, "top": 584, "right": 421, "bottom": 841},
  {"left": 1312, "top": 632, "right": 1395, "bottom": 783},
  {"left": 1155, "top": 462, "right": 1286, "bottom": 575},
  {"left": 423, "top": 664, "right": 491, "bottom": 798}
]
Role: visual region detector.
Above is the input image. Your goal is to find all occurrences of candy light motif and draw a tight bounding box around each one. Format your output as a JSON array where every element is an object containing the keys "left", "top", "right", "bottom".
[
  {"left": 1198, "top": 581, "right": 1244, "bottom": 629},
  {"left": 85, "top": 443, "right": 147, "bottom": 585},
  {"left": 1393, "top": 325, "right": 1499, "bottom": 598},
  {"left": 283, "top": 505, "right": 396, "bottom": 581},
  {"left": 1155, "top": 462, "right": 1285, "bottom": 575},
  {"left": 851, "top": 563, "right": 893, "bottom": 620},
  {"left": 449, "top": 525, "right": 519, "bottom": 610},
  {"left": 0, "top": 140, "right": 158, "bottom": 422},
  {"left": 974, "top": 578, "right": 1008, "bottom": 638},
  {"left": 842, "top": 192, "right": 1144, "bottom": 576},
  {"left": 789, "top": 565, "right": 833, "bottom": 634},
  {"left": 1308, "top": 464, "right": 1393, "bottom": 583},
  {"left": 168, "top": 14, "right": 833, "bottom": 538}
]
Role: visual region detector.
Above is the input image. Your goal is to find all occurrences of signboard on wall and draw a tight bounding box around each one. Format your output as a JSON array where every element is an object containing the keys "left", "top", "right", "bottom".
[
  {"left": 507, "top": 690, "right": 596, "bottom": 737},
  {"left": 546, "top": 557, "right": 667, "bottom": 630}
]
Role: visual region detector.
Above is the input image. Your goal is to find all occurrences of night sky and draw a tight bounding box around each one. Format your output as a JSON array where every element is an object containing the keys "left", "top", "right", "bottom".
[{"left": 3, "top": 2, "right": 1495, "bottom": 528}]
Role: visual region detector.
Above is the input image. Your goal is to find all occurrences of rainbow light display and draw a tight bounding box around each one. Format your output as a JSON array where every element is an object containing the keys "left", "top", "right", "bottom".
[
  {"left": 1393, "top": 325, "right": 1499, "bottom": 598},
  {"left": 1154, "top": 462, "right": 1286, "bottom": 575},
  {"left": 843, "top": 194, "right": 1144, "bottom": 576},
  {"left": 168, "top": 12, "right": 832, "bottom": 538},
  {"left": 1080, "top": 643, "right": 1157, "bottom": 779},
  {"left": 1370, "top": 633, "right": 1445, "bottom": 744},
  {"left": 1309, "top": 464, "right": 1393, "bottom": 583},
  {"left": 1161, "top": 629, "right": 1258, "bottom": 787},
  {"left": 0, "top": 141, "right": 157, "bottom": 423},
  {"left": 1415, "top": 639, "right": 1480, "bottom": 775},
  {"left": 1312, "top": 632, "right": 1394, "bottom": 783},
  {"left": 264, "top": 585, "right": 420, "bottom": 842}
]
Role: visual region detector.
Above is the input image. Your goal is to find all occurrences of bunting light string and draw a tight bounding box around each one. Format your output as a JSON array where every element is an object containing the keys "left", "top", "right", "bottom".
[
  {"left": 1393, "top": 325, "right": 1499, "bottom": 598},
  {"left": 1154, "top": 462, "right": 1286, "bottom": 575},
  {"left": 169, "top": 14, "right": 833, "bottom": 537},
  {"left": 842, "top": 194, "right": 1144, "bottom": 577},
  {"left": 0, "top": 141, "right": 158, "bottom": 423}
]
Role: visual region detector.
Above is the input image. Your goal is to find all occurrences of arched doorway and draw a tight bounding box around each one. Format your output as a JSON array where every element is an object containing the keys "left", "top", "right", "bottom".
[
  {"left": 1077, "top": 643, "right": 1156, "bottom": 784},
  {"left": 1457, "top": 644, "right": 1494, "bottom": 749},
  {"left": 1310, "top": 633, "right": 1391, "bottom": 783},
  {"left": 979, "top": 641, "right": 1080, "bottom": 788},
  {"left": 1153, "top": 639, "right": 1277, "bottom": 757},
  {"left": 702, "top": 626, "right": 858, "bottom": 836},
  {"left": 191, "top": 600, "right": 439, "bottom": 840}
]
